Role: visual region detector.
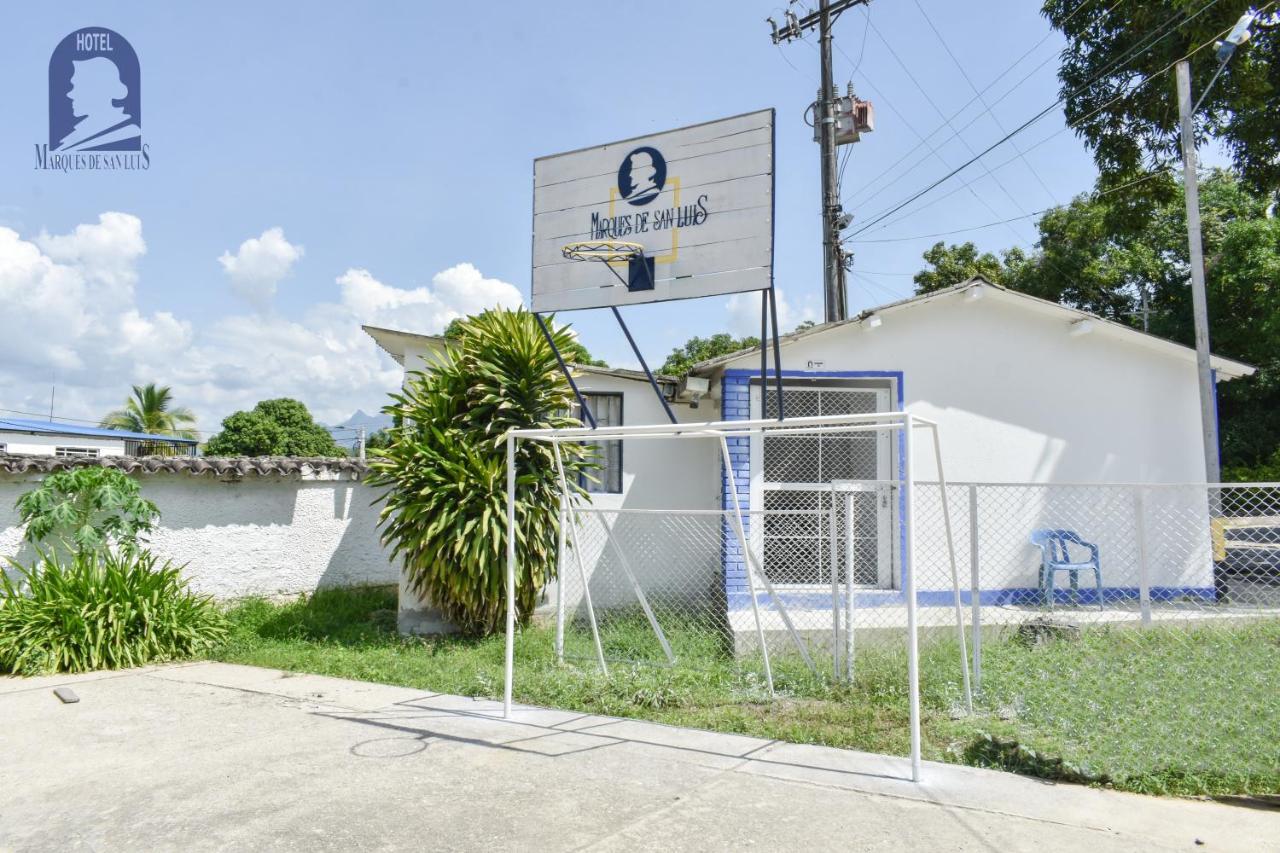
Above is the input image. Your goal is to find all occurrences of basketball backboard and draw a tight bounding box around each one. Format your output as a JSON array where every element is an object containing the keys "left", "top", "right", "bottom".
[{"left": 532, "top": 109, "right": 775, "bottom": 312}]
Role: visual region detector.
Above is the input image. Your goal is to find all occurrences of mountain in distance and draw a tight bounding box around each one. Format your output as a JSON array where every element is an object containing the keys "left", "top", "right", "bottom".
[{"left": 326, "top": 409, "right": 393, "bottom": 451}]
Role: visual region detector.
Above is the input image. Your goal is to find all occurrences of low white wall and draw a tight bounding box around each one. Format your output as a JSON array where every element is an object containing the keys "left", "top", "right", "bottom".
[{"left": 0, "top": 470, "right": 398, "bottom": 599}]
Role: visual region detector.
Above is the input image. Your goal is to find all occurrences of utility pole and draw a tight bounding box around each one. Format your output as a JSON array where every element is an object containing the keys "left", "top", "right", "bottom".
[
  {"left": 817, "top": 1, "right": 844, "bottom": 322},
  {"left": 1175, "top": 60, "right": 1220, "bottom": 484},
  {"left": 770, "top": 0, "right": 870, "bottom": 323}
]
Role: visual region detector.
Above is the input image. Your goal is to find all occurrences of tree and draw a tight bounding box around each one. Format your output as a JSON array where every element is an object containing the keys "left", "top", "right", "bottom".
[
  {"left": 444, "top": 315, "right": 606, "bottom": 367},
  {"left": 659, "top": 333, "right": 761, "bottom": 378},
  {"left": 100, "top": 383, "right": 197, "bottom": 449},
  {"left": 915, "top": 169, "right": 1280, "bottom": 476},
  {"left": 204, "top": 398, "right": 345, "bottom": 457},
  {"left": 367, "top": 308, "right": 591, "bottom": 634},
  {"left": 912, "top": 242, "right": 1028, "bottom": 294},
  {"left": 1043, "top": 1, "right": 1280, "bottom": 208},
  {"left": 364, "top": 428, "right": 395, "bottom": 451},
  {"left": 16, "top": 467, "right": 160, "bottom": 556}
]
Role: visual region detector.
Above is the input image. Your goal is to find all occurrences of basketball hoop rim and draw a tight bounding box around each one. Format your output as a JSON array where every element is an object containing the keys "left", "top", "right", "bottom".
[{"left": 561, "top": 240, "right": 647, "bottom": 263}]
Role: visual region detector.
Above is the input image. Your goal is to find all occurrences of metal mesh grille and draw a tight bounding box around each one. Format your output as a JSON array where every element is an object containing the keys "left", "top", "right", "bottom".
[{"left": 761, "top": 387, "right": 885, "bottom": 586}]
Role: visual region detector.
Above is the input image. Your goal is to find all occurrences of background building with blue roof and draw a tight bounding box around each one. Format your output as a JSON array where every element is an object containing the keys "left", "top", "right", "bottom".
[{"left": 0, "top": 418, "right": 198, "bottom": 459}]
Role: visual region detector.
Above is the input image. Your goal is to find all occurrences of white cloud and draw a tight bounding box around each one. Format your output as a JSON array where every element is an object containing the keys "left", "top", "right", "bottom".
[
  {"left": 337, "top": 262, "right": 522, "bottom": 332},
  {"left": 36, "top": 211, "right": 145, "bottom": 294},
  {"left": 218, "top": 227, "right": 304, "bottom": 307},
  {"left": 0, "top": 213, "right": 524, "bottom": 435},
  {"left": 0, "top": 213, "right": 189, "bottom": 383},
  {"left": 725, "top": 288, "right": 819, "bottom": 338}
]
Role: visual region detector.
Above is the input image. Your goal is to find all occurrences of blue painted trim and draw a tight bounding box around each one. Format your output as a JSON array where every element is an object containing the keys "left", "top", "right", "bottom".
[
  {"left": 723, "top": 369, "right": 904, "bottom": 381},
  {"left": 718, "top": 368, "right": 908, "bottom": 598},
  {"left": 720, "top": 374, "right": 753, "bottom": 595},
  {"left": 727, "top": 586, "right": 1218, "bottom": 611}
]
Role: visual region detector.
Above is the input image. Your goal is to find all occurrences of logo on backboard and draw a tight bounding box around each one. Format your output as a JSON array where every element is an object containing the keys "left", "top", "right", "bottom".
[
  {"left": 617, "top": 147, "right": 666, "bottom": 206},
  {"left": 35, "top": 27, "right": 150, "bottom": 171}
]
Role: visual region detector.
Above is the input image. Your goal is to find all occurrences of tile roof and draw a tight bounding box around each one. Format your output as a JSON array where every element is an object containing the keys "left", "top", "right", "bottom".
[{"left": 0, "top": 454, "right": 368, "bottom": 479}]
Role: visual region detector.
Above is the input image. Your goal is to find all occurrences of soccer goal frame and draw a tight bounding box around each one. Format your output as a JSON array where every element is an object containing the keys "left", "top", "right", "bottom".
[{"left": 501, "top": 411, "right": 969, "bottom": 783}]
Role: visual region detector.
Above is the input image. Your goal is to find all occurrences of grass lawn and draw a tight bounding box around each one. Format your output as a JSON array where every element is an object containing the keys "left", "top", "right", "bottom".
[{"left": 212, "top": 585, "right": 1280, "bottom": 797}]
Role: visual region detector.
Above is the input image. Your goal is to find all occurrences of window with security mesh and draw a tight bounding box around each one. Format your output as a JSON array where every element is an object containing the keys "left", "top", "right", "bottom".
[
  {"left": 575, "top": 393, "right": 622, "bottom": 493},
  {"left": 759, "top": 386, "right": 887, "bottom": 587}
]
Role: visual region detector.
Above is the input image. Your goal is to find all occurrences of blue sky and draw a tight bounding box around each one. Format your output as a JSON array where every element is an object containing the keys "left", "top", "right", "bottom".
[{"left": 1, "top": 1, "right": 1125, "bottom": 435}]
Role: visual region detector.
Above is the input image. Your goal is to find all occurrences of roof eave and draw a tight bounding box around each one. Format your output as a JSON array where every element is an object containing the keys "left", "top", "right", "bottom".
[
  {"left": 362, "top": 324, "right": 448, "bottom": 366},
  {"left": 686, "top": 277, "right": 1256, "bottom": 380}
]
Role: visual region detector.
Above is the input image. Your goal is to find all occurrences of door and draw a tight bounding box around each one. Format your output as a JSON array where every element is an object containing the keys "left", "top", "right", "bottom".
[{"left": 749, "top": 384, "right": 894, "bottom": 588}]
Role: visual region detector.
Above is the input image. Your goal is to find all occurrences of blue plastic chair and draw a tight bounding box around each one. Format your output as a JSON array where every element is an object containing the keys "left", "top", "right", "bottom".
[{"left": 1030, "top": 529, "right": 1103, "bottom": 609}]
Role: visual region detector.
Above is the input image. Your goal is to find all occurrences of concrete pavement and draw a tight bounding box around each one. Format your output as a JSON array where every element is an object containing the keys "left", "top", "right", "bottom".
[{"left": 1, "top": 662, "right": 1276, "bottom": 851}]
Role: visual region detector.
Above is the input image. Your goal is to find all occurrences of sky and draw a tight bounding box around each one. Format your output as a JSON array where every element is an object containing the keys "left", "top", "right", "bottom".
[{"left": 0, "top": 0, "right": 1131, "bottom": 437}]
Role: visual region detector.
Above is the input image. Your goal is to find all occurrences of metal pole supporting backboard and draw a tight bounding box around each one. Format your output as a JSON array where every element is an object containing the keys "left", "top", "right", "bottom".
[
  {"left": 610, "top": 305, "right": 677, "bottom": 425},
  {"left": 768, "top": 287, "right": 785, "bottom": 420},
  {"left": 535, "top": 313, "right": 596, "bottom": 430}
]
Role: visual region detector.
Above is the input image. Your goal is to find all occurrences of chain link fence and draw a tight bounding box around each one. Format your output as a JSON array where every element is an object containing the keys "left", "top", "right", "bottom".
[{"left": 508, "top": 422, "right": 1280, "bottom": 789}]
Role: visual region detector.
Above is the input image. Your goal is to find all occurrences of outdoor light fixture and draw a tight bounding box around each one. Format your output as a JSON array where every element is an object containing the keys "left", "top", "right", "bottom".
[{"left": 1216, "top": 9, "right": 1257, "bottom": 62}]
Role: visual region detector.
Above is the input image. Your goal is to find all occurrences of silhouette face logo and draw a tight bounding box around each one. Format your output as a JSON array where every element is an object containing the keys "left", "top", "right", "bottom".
[
  {"left": 48, "top": 28, "right": 141, "bottom": 152},
  {"left": 617, "top": 147, "right": 666, "bottom": 206}
]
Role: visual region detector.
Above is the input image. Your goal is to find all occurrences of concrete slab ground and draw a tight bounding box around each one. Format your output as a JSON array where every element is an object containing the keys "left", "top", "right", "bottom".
[{"left": 1, "top": 663, "right": 1276, "bottom": 852}]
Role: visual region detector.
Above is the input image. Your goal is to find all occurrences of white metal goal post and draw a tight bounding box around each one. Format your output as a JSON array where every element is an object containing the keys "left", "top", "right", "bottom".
[{"left": 501, "top": 411, "right": 969, "bottom": 783}]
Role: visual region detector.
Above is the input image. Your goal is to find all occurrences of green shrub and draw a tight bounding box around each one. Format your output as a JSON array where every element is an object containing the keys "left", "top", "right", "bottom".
[
  {"left": 15, "top": 466, "right": 159, "bottom": 556},
  {"left": 367, "top": 308, "right": 592, "bottom": 635},
  {"left": 0, "top": 550, "right": 227, "bottom": 675}
]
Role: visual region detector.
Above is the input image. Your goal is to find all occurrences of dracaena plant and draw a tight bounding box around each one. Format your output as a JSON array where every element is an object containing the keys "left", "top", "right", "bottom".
[
  {"left": 367, "top": 308, "right": 592, "bottom": 635},
  {"left": 15, "top": 467, "right": 160, "bottom": 557}
]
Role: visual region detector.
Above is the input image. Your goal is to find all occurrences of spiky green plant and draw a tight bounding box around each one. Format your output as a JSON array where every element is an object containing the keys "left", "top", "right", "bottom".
[
  {"left": 0, "top": 550, "right": 227, "bottom": 675},
  {"left": 367, "top": 308, "right": 592, "bottom": 635},
  {"left": 15, "top": 467, "right": 160, "bottom": 556}
]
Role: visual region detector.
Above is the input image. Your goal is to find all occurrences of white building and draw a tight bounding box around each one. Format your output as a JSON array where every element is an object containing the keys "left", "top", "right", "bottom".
[
  {"left": 0, "top": 418, "right": 198, "bottom": 458},
  {"left": 366, "top": 278, "right": 1255, "bottom": 631}
]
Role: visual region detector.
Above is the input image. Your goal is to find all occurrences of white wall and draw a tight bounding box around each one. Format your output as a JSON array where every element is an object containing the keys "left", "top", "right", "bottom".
[
  {"left": 707, "top": 289, "right": 1219, "bottom": 596},
  {"left": 0, "top": 471, "right": 398, "bottom": 599},
  {"left": 717, "top": 289, "right": 1214, "bottom": 485},
  {"left": 543, "top": 374, "right": 725, "bottom": 616},
  {"left": 0, "top": 433, "right": 125, "bottom": 457}
]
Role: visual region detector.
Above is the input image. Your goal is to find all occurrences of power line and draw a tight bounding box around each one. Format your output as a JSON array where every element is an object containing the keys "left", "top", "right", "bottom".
[
  {"left": 848, "top": 3, "right": 871, "bottom": 75},
  {"left": 844, "top": 170, "right": 1167, "bottom": 243},
  {"left": 848, "top": 270, "right": 910, "bottom": 302},
  {"left": 843, "top": 0, "right": 1114, "bottom": 210},
  {"left": 847, "top": 0, "right": 1230, "bottom": 235},
  {"left": 848, "top": 109, "right": 1169, "bottom": 239},
  {"left": 847, "top": 0, "right": 1184, "bottom": 213},
  {"left": 845, "top": 5, "right": 1241, "bottom": 240},
  {"left": 861, "top": 16, "right": 1042, "bottom": 244},
  {"left": 910, "top": 0, "right": 1060, "bottom": 207},
  {"left": 816, "top": 36, "right": 1038, "bottom": 248}
]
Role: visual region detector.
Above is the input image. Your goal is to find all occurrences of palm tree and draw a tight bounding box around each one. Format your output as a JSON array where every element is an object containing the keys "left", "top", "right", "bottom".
[{"left": 101, "top": 384, "right": 198, "bottom": 447}]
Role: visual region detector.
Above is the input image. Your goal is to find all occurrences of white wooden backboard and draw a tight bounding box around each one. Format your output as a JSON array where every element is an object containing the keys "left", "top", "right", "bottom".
[{"left": 532, "top": 109, "right": 774, "bottom": 312}]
